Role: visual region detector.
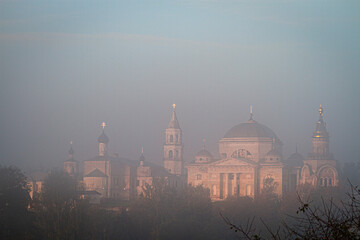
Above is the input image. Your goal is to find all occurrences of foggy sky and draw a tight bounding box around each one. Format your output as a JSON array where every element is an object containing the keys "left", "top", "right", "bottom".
[{"left": 0, "top": 0, "right": 359, "bottom": 171}]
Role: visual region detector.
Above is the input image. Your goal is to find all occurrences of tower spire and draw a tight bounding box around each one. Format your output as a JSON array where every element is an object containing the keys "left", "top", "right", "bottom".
[
  {"left": 69, "top": 140, "right": 74, "bottom": 159},
  {"left": 101, "top": 121, "right": 107, "bottom": 131},
  {"left": 164, "top": 104, "right": 183, "bottom": 175},
  {"left": 64, "top": 140, "right": 77, "bottom": 176},
  {"left": 318, "top": 104, "right": 324, "bottom": 121},
  {"left": 139, "top": 147, "right": 145, "bottom": 165},
  {"left": 168, "top": 104, "right": 180, "bottom": 129},
  {"left": 250, "top": 105, "right": 253, "bottom": 120},
  {"left": 312, "top": 105, "right": 330, "bottom": 157},
  {"left": 98, "top": 121, "right": 109, "bottom": 156},
  {"left": 202, "top": 138, "right": 206, "bottom": 150}
]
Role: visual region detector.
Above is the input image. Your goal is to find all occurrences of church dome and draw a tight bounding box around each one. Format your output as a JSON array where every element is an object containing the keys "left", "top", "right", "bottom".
[
  {"left": 196, "top": 149, "right": 213, "bottom": 158},
  {"left": 264, "top": 148, "right": 282, "bottom": 163},
  {"left": 98, "top": 132, "right": 109, "bottom": 143},
  {"left": 266, "top": 149, "right": 281, "bottom": 157},
  {"left": 194, "top": 148, "right": 213, "bottom": 163},
  {"left": 223, "top": 119, "right": 278, "bottom": 139}
]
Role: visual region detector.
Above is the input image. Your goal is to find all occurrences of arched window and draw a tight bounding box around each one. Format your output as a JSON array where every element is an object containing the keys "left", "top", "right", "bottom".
[
  {"left": 170, "top": 135, "right": 173, "bottom": 142},
  {"left": 231, "top": 149, "right": 252, "bottom": 159},
  {"left": 199, "top": 157, "right": 203, "bottom": 161},
  {"left": 169, "top": 150, "right": 173, "bottom": 158},
  {"left": 319, "top": 167, "right": 336, "bottom": 187}
]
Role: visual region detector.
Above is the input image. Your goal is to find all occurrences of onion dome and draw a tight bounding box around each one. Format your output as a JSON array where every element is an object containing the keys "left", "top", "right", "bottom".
[
  {"left": 98, "top": 131, "right": 109, "bottom": 143},
  {"left": 69, "top": 146, "right": 74, "bottom": 155},
  {"left": 313, "top": 105, "right": 329, "bottom": 138},
  {"left": 66, "top": 141, "right": 75, "bottom": 162}
]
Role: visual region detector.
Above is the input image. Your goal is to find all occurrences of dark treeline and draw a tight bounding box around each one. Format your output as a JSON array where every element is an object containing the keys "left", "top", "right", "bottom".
[{"left": 1, "top": 163, "right": 360, "bottom": 240}]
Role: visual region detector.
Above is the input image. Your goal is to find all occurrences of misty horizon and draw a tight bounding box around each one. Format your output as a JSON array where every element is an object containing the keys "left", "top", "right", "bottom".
[{"left": 1, "top": 1, "right": 359, "bottom": 172}]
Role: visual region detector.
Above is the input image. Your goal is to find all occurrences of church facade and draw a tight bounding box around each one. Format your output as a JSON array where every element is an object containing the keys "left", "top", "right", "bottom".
[
  {"left": 62, "top": 105, "right": 339, "bottom": 202},
  {"left": 186, "top": 106, "right": 339, "bottom": 200}
]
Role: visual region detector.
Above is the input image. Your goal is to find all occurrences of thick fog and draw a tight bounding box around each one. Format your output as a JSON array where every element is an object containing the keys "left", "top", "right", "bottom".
[{"left": 0, "top": 0, "right": 359, "bottom": 171}]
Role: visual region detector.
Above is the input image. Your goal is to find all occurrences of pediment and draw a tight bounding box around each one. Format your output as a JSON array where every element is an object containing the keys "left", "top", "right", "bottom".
[{"left": 211, "top": 157, "right": 257, "bottom": 166}]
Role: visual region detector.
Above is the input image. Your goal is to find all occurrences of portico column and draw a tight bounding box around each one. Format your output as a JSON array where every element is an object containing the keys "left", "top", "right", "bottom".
[{"left": 224, "top": 173, "right": 228, "bottom": 198}]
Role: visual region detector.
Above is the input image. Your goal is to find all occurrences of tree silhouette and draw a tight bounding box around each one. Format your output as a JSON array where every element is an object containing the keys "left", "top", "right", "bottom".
[{"left": 0, "top": 166, "right": 36, "bottom": 239}]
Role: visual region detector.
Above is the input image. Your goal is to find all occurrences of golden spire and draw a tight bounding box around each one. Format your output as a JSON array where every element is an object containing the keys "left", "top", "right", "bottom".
[
  {"left": 318, "top": 104, "right": 324, "bottom": 118},
  {"left": 101, "top": 122, "right": 107, "bottom": 130},
  {"left": 249, "top": 105, "right": 253, "bottom": 120},
  {"left": 70, "top": 140, "right": 73, "bottom": 145},
  {"left": 141, "top": 147, "right": 144, "bottom": 154},
  {"left": 172, "top": 103, "right": 176, "bottom": 110}
]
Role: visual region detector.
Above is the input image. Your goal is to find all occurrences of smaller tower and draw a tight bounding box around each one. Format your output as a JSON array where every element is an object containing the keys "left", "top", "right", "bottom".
[
  {"left": 194, "top": 139, "right": 213, "bottom": 163},
  {"left": 98, "top": 122, "right": 109, "bottom": 156},
  {"left": 302, "top": 105, "right": 338, "bottom": 187},
  {"left": 139, "top": 147, "right": 145, "bottom": 166},
  {"left": 311, "top": 105, "right": 330, "bottom": 157},
  {"left": 64, "top": 141, "right": 78, "bottom": 177},
  {"left": 163, "top": 104, "right": 184, "bottom": 175}
]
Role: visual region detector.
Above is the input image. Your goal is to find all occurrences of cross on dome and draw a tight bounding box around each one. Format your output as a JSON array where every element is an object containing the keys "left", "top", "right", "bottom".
[{"left": 249, "top": 105, "right": 254, "bottom": 120}]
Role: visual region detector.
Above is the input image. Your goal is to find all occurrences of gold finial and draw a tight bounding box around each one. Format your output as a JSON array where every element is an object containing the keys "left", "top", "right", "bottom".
[
  {"left": 318, "top": 104, "right": 324, "bottom": 118},
  {"left": 101, "top": 122, "right": 107, "bottom": 130},
  {"left": 141, "top": 147, "right": 144, "bottom": 154},
  {"left": 70, "top": 140, "right": 73, "bottom": 145},
  {"left": 172, "top": 103, "right": 176, "bottom": 110},
  {"left": 249, "top": 105, "right": 253, "bottom": 120},
  {"left": 202, "top": 138, "right": 206, "bottom": 150}
]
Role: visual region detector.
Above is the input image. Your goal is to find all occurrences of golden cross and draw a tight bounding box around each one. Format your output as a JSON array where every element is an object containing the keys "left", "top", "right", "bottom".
[
  {"left": 101, "top": 122, "right": 107, "bottom": 129},
  {"left": 172, "top": 103, "right": 176, "bottom": 110}
]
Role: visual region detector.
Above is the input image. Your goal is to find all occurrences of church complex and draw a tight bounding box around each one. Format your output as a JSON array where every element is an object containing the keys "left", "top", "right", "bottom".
[{"left": 49, "top": 105, "right": 338, "bottom": 201}]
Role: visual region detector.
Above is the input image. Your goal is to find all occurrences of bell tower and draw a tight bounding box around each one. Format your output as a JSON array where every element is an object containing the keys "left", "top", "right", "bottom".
[
  {"left": 302, "top": 105, "right": 338, "bottom": 187},
  {"left": 98, "top": 122, "right": 109, "bottom": 156},
  {"left": 311, "top": 105, "right": 330, "bottom": 157},
  {"left": 64, "top": 141, "right": 78, "bottom": 177},
  {"left": 163, "top": 104, "right": 184, "bottom": 175}
]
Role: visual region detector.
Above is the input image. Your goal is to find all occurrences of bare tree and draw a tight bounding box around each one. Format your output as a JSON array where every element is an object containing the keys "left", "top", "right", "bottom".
[{"left": 223, "top": 184, "right": 360, "bottom": 240}]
